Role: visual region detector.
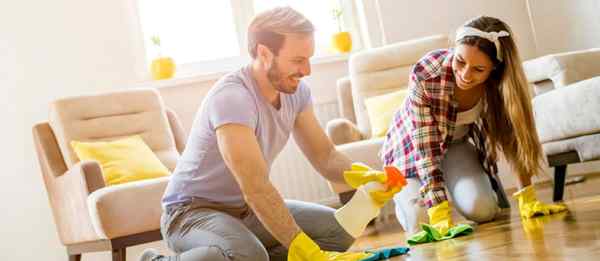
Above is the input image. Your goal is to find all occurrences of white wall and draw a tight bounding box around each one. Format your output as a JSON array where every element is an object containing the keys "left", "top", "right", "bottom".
[
  {"left": 527, "top": 0, "right": 600, "bottom": 55},
  {"left": 3, "top": 0, "right": 600, "bottom": 260},
  {"left": 2, "top": 1, "right": 142, "bottom": 260},
  {"left": 376, "top": 0, "right": 539, "bottom": 59}
]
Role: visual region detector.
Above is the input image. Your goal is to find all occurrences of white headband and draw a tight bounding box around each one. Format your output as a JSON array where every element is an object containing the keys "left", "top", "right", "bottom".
[{"left": 455, "top": 26, "right": 510, "bottom": 61}]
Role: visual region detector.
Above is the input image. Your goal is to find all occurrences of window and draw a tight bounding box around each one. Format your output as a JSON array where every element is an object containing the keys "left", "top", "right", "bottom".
[{"left": 136, "top": 0, "right": 361, "bottom": 76}]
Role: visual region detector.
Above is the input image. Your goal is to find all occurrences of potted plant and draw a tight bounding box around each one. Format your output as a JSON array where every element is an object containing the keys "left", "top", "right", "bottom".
[
  {"left": 150, "top": 35, "right": 175, "bottom": 80},
  {"left": 331, "top": 7, "right": 352, "bottom": 53}
]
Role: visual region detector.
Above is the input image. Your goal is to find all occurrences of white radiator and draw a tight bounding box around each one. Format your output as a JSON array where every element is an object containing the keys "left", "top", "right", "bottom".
[
  {"left": 270, "top": 100, "right": 398, "bottom": 221},
  {"left": 270, "top": 101, "right": 341, "bottom": 205}
]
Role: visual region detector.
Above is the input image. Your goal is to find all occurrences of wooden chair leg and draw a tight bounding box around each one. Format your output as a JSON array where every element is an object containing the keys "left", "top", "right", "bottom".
[
  {"left": 112, "top": 248, "right": 126, "bottom": 261},
  {"left": 553, "top": 165, "right": 567, "bottom": 202},
  {"left": 68, "top": 254, "right": 81, "bottom": 261}
]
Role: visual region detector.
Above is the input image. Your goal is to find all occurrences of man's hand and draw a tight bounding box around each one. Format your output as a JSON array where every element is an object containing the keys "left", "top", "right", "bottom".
[{"left": 288, "top": 232, "right": 371, "bottom": 261}]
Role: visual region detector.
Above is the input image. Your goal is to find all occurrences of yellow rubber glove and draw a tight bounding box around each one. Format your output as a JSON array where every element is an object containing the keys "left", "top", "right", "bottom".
[
  {"left": 513, "top": 185, "right": 568, "bottom": 218},
  {"left": 369, "top": 186, "right": 402, "bottom": 208},
  {"left": 343, "top": 163, "right": 387, "bottom": 188},
  {"left": 343, "top": 163, "right": 407, "bottom": 208},
  {"left": 427, "top": 200, "right": 453, "bottom": 236},
  {"left": 288, "top": 232, "right": 372, "bottom": 261},
  {"left": 408, "top": 201, "right": 474, "bottom": 245}
]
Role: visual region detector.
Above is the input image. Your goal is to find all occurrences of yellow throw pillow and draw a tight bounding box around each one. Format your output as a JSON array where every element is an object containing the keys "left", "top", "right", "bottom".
[
  {"left": 364, "top": 90, "right": 409, "bottom": 138},
  {"left": 71, "top": 135, "right": 169, "bottom": 186}
]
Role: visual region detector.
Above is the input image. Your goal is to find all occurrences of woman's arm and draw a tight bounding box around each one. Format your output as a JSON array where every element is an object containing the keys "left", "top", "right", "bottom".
[{"left": 405, "top": 76, "right": 448, "bottom": 208}]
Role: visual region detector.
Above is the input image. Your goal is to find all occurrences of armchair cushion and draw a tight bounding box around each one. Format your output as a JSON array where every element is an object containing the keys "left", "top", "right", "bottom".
[
  {"left": 71, "top": 135, "right": 169, "bottom": 186},
  {"left": 364, "top": 89, "right": 408, "bottom": 138},
  {"left": 87, "top": 176, "right": 169, "bottom": 239}
]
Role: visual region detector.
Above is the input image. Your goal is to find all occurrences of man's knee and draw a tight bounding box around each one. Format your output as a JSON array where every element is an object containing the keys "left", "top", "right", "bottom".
[{"left": 324, "top": 224, "right": 356, "bottom": 252}]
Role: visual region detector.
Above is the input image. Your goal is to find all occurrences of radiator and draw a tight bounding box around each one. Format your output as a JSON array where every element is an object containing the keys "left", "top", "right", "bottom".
[
  {"left": 270, "top": 100, "right": 398, "bottom": 221},
  {"left": 270, "top": 101, "right": 341, "bottom": 205}
]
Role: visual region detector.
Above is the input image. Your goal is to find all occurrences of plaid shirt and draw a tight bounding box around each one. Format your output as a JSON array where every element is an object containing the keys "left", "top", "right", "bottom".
[{"left": 380, "top": 49, "right": 499, "bottom": 209}]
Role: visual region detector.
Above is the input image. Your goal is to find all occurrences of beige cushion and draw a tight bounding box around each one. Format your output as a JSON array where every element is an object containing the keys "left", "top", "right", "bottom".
[
  {"left": 533, "top": 77, "right": 600, "bottom": 143},
  {"left": 49, "top": 88, "right": 179, "bottom": 171},
  {"left": 87, "top": 176, "right": 169, "bottom": 239},
  {"left": 364, "top": 89, "right": 409, "bottom": 138},
  {"left": 349, "top": 35, "right": 449, "bottom": 137}
]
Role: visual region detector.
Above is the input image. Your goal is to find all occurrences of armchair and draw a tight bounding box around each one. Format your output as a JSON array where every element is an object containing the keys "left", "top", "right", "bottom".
[
  {"left": 326, "top": 35, "right": 450, "bottom": 202},
  {"left": 33, "top": 89, "right": 186, "bottom": 261}
]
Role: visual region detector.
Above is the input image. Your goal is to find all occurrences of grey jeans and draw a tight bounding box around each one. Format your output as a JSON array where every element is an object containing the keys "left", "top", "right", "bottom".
[
  {"left": 393, "top": 139, "right": 500, "bottom": 234},
  {"left": 157, "top": 199, "right": 355, "bottom": 261}
]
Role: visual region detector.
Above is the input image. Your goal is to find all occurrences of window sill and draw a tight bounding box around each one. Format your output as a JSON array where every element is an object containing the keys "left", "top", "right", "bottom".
[{"left": 135, "top": 52, "right": 353, "bottom": 88}]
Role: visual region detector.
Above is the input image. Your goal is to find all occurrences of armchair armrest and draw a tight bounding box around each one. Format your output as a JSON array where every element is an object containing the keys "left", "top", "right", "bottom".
[
  {"left": 166, "top": 107, "right": 187, "bottom": 154},
  {"left": 326, "top": 118, "right": 364, "bottom": 145},
  {"left": 523, "top": 48, "right": 600, "bottom": 87},
  {"left": 33, "top": 122, "right": 106, "bottom": 244},
  {"left": 49, "top": 161, "right": 106, "bottom": 244}
]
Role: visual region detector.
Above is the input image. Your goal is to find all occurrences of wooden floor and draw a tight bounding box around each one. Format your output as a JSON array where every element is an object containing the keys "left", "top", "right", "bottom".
[{"left": 350, "top": 174, "right": 600, "bottom": 260}]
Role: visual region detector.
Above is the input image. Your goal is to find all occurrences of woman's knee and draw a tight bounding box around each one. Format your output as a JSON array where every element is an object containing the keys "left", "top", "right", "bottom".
[{"left": 455, "top": 195, "right": 499, "bottom": 223}]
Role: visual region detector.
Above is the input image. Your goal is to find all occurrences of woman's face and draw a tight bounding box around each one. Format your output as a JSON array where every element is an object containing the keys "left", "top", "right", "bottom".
[{"left": 452, "top": 44, "right": 495, "bottom": 90}]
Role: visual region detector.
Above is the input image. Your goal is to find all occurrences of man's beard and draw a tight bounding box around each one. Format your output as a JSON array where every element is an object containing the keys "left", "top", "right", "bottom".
[{"left": 267, "top": 59, "right": 301, "bottom": 94}]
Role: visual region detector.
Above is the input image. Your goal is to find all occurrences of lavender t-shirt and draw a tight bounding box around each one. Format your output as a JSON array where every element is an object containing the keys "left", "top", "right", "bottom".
[{"left": 162, "top": 65, "right": 312, "bottom": 209}]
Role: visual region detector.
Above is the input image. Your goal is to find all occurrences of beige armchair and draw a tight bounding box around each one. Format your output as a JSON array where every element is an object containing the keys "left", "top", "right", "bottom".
[
  {"left": 326, "top": 35, "right": 449, "bottom": 202},
  {"left": 33, "top": 89, "right": 186, "bottom": 261},
  {"left": 523, "top": 48, "right": 600, "bottom": 201}
]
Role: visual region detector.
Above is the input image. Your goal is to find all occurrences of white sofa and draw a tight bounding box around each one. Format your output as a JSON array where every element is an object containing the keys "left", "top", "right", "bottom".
[{"left": 523, "top": 48, "right": 600, "bottom": 201}]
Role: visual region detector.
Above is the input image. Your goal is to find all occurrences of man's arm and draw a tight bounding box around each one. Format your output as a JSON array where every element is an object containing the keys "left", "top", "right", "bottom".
[
  {"left": 293, "top": 106, "right": 351, "bottom": 184},
  {"left": 217, "top": 123, "right": 301, "bottom": 247}
]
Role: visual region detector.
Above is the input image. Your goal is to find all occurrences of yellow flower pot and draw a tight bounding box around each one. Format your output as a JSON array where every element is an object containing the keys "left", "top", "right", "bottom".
[
  {"left": 331, "top": 31, "right": 352, "bottom": 53},
  {"left": 151, "top": 57, "right": 175, "bottom": 80}
]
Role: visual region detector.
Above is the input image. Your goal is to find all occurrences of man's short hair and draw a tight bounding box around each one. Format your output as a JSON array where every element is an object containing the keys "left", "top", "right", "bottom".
[{"left": 247, "top": 7, "right": 314, "bottom": 59}]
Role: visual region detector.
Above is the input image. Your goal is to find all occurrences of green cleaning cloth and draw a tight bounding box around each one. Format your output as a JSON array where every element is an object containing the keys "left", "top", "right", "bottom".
[
  {"left": 407, "top": 223, "right": 473, "bottom": 245},
  {"left": 361, "top": 247, "right": 410, "bottom": 261}
]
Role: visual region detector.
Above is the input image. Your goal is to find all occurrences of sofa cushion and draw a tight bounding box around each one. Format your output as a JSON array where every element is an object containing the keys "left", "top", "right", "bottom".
[
  {"left": 87, "top": 176, "right": 168, "bottom": 239},
  {"left": 364, "top": 89, "right": 409, "bottom": 138},
  {"left": 533, "top": 76, "right": 600, "bottom": 143},
  {"left": 542, "top": 133, "right": 600, "bottom": 161}
]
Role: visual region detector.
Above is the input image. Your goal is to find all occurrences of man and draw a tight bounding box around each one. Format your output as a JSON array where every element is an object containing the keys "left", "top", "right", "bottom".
[{"left": 140, "top": 7, "right": 371, "bottom": 261}]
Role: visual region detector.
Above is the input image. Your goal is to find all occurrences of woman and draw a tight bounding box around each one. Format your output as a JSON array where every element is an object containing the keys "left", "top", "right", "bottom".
[{"left": 381, "top": 16, "right": 567, "bottom": 238}]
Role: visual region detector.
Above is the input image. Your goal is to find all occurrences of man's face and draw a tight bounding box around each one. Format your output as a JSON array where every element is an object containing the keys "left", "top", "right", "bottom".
[
  {"left": 452, "top": 44, "right": 495, "bottom": 90},
  {"left": 267, "top": 34, "right": 314, "bottom": 94}
]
